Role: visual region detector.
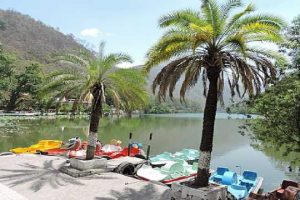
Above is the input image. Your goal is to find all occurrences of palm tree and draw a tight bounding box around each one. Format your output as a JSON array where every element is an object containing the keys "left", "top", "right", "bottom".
[
  {"left": 43, "top": 42, "right": 148, "bottom": 160},
  {"left": 145, "top": 0, "right": 286, "bottom": 187}
]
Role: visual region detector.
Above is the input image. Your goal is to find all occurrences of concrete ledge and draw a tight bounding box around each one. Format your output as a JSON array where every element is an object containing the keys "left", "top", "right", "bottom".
[
  {"left": 171, "top": 182, "right": 227, "bottom": 200},
  {"left": 70, "top": 158, "right": 107, "bottom": 171},
  {"left": 60, "top": 166, "right": 109, "bottom": 177}
]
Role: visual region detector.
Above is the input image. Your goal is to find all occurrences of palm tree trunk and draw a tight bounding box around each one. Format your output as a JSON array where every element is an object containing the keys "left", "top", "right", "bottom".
[
  {"left": 194, "top": 68, "right": 220, "bottom": 187},
  {"left": 86, "top": 88, "right": 102, "bottom": 160}
]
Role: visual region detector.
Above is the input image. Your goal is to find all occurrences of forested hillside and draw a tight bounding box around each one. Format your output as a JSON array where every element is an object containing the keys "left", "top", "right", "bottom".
[{"left": 0, "top": 9, "right": 86, "bottom": 70}]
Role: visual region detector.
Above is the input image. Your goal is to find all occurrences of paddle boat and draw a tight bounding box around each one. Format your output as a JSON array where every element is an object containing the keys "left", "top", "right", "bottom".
[
  {"left": 10, "top": 140, "right": 63, "bottom": 154},
  {"left": 247, "top": 180, "right": 300, "bottom": 200},
  {"left": 136, "top": 159, "right": 201, "bottom": 184},
  {"left": 210, "top": 167, "right": 263, "bottom": 200},
  {"left": 42, "top": 137, "right": 85, "bottom": 156},
  {"left": 66, "top": 138, "right": 145, "bottom": 159},
  {"left": 149, "top": 149, "right": 199, "bottom": 166},
  {"left": 94, "top": 141, "right": 145, "bottom": 159},
  {"left": 41, "top": 138, "right": 118, "bottom": 157}
]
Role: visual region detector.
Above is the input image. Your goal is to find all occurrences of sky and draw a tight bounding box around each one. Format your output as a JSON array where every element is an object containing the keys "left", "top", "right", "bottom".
[{"left": 1, "top": 0, "right": 300, "bottom": 67}]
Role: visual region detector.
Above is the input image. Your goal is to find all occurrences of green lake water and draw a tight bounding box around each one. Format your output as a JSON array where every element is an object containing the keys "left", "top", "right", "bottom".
[{"left": 0, "top": 113, "right": 299, "bottom": 191}]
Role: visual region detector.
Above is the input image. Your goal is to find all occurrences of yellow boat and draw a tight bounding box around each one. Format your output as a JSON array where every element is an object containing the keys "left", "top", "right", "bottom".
[{"left": 10, "top": 140, "right": 63, "bottom": 154}]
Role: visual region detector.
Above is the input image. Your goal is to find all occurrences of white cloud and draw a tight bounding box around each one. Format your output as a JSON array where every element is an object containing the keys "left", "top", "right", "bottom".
[
  {"left": 117, "top": 62, "right": 137, "bottom": 68},
  {"left": 117, "top": 59, "right": 146, "bottom": 68},
  {"left": 80, "top": 28, "right": 111, "bottom": 38}
]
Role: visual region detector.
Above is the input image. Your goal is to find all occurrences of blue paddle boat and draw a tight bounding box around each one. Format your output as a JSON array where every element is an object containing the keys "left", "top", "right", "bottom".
[{"left": 210, "top": 167, "right": 263, "bottom": 200}]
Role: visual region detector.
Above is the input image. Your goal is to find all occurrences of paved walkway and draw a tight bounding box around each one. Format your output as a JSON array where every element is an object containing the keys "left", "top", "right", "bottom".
[
  {"left": 0, "top": 154, "right": 170, "bottom": 200},
  {"left": 0, "top": 183, "right": 28, "bottom": 200}
]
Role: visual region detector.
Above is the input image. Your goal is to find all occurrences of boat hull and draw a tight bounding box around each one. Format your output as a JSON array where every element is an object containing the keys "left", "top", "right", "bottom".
[{"left": 10, "top": 140, "right": 63, "bottom": 154}]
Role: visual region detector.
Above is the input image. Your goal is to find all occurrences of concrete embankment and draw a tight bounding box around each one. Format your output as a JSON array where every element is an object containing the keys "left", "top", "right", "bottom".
[{"left": 0, "top": 154, "right": 170, "bottom": 200}]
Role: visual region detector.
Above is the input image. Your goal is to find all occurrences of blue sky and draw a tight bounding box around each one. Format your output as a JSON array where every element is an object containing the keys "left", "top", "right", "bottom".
[{"left": 1, "top": 0, "right": 300, "bottom": 66}]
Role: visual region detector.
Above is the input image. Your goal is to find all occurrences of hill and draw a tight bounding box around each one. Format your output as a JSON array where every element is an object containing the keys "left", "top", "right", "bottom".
[{"left": 0, "top": 9, "right": 86, "bottom": 70}]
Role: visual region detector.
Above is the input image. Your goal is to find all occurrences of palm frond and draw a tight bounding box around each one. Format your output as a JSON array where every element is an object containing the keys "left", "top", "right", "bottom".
[
  {"left": 201, "top": 0, "right": 222, "bottom": 37},
  {"left": 42, "top": 42, "right": 144, "bottom": 114},
  {"left": 159, "top": 9, "right": 205, "bottom": 28},
  {"left": 54, "top": 54, "right": 89, "bottom": 68},
  {"left": 145, "top": 0, "right": 286, "bottom": 104},
  {"left": 226, "top": 3, "right": 256, "bottom": 28},
  {"left": 234, "top": 14, "right": 287, "bottom": 30},
  {"left": 180, "top": 58, "right": 202, "bottom": 101},
  {"left": 221, "top": 0, "right": 242, "bottom": 18}
]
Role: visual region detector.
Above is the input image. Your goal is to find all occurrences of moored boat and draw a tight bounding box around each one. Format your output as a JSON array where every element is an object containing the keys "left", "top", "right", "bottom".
[
  {"left": 95, "top": 142, "right": 145, "bottom": 159},
  {"left": 247, "top": 180, "right": 300, "bottom": 200},
  {"left": 10, "top": 140, "right": 63, "bottom": 154},
  {"left": 41, "top": 137, "right": 84, "bottom": 156},
  {"left": 66, "top": 139, "right": 145, "bottom": 159},
  {"left": 136, "top": 159, "right": 201, "bottom": 184},
  {"left": 210, "top": 167, "right": 263, "bottom": 200}
]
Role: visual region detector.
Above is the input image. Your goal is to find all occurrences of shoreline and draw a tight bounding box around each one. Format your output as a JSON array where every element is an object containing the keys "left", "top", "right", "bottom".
[{"left": 0, "top": 111, "right": 260, "bottom": 119}]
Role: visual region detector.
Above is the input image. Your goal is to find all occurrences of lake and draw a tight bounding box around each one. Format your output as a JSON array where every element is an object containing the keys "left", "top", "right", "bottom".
[{"left": 0, "top": 113, "right": 299, "bottom": 191}]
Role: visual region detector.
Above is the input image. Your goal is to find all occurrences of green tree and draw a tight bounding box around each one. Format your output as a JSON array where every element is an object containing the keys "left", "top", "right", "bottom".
[
  {"left": 252, "top": 73, "right": 300, "bottom": 146},
  {"left": 145, "top": 0, "right": 286, "bottom": 186},
  {"left": 5, "top": 64, "right": 43, "bottom": 111},
  {"left": 42, "top": 42, "right": 148, "bottom": 159},
  {"left": 0, "top": 47, "right": 15, "bottom": 108},
  {"left": 282, "top": 15, "right": 300, "bottom": 70},
  {"left": 249, "top": 72, "right": 300, "bottom": 171}
]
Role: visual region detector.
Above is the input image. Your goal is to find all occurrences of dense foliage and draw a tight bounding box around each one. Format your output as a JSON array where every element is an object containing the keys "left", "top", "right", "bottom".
[
  {"left": 145, "top": 99, "right": 202, "bottom": 114},
  {"left": 250, "top": 15, "right": 300, "bottom": 168},
  {"left": 251, "top": 73, "right": 300, "bottom": 167},
  {"left": 0, "top": 47, "right": 15, "bottom": 104},
  {"left": 0, "top": 47, "right": 43, "bottom": 111}
]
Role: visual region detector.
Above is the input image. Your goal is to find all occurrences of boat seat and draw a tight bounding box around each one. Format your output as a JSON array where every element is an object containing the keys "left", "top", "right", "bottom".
[
  {"left": 212, "top": 167, "right": 229, "bottom": 182},
  {"left": 161, "top": 161, "right": 183, "bottom": 173},
  {"left": 160, "top": 161, "right": 184, "bottom": 179},
  {"left": 174, "top": 149, "right": 199, "bottom": 160},
  {"left": 228, "top": 184, "right": 248, "bottom": 199},
  {"left": 282, "top": 186, "right": 300, "bottom": 200},
  {"left": 221, "top": 171, "right": 237, "bottom": 185},
  {"left": 150, "top": 152, "right": 173, "bottom": 162},
  {"left": 281, "top": 180, "right": 299, "bottom": 189},
  {"left": 192, "top": 162, "right": 198, "bottom": 170},
  {"left": 276, "top": 180, "right": 299, "bottom": 198},
  {"left": 184, "top": 162, "right": 198, "bottom": 175},
  {"left": 241, "top": 170, "right": 257, "bottom": 188}
]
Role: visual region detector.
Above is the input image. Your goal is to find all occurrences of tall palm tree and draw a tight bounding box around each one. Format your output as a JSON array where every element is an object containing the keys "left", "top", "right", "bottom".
[
  {"left": 145, "top": 0, "right": 286, "bottom": 187},
  {"left": 43, "top": 42, "right": 148, "bottom": 160}
]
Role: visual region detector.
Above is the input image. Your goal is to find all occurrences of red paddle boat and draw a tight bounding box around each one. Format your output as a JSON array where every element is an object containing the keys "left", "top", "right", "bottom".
[
  {"left": 40, "top": 137, "right": 86, "bottom": 156},
  {"left": 42, "top": 137, "right": 145, "bottom": 160}
]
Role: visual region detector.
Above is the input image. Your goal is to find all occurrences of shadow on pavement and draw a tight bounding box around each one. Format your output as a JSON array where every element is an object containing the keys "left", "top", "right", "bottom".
[
  {"left": 0, "top": 158, "right": 115, "bottom": 192},
  {"left": 94, "top": 183, "right": 170, "bottom": 200}
]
